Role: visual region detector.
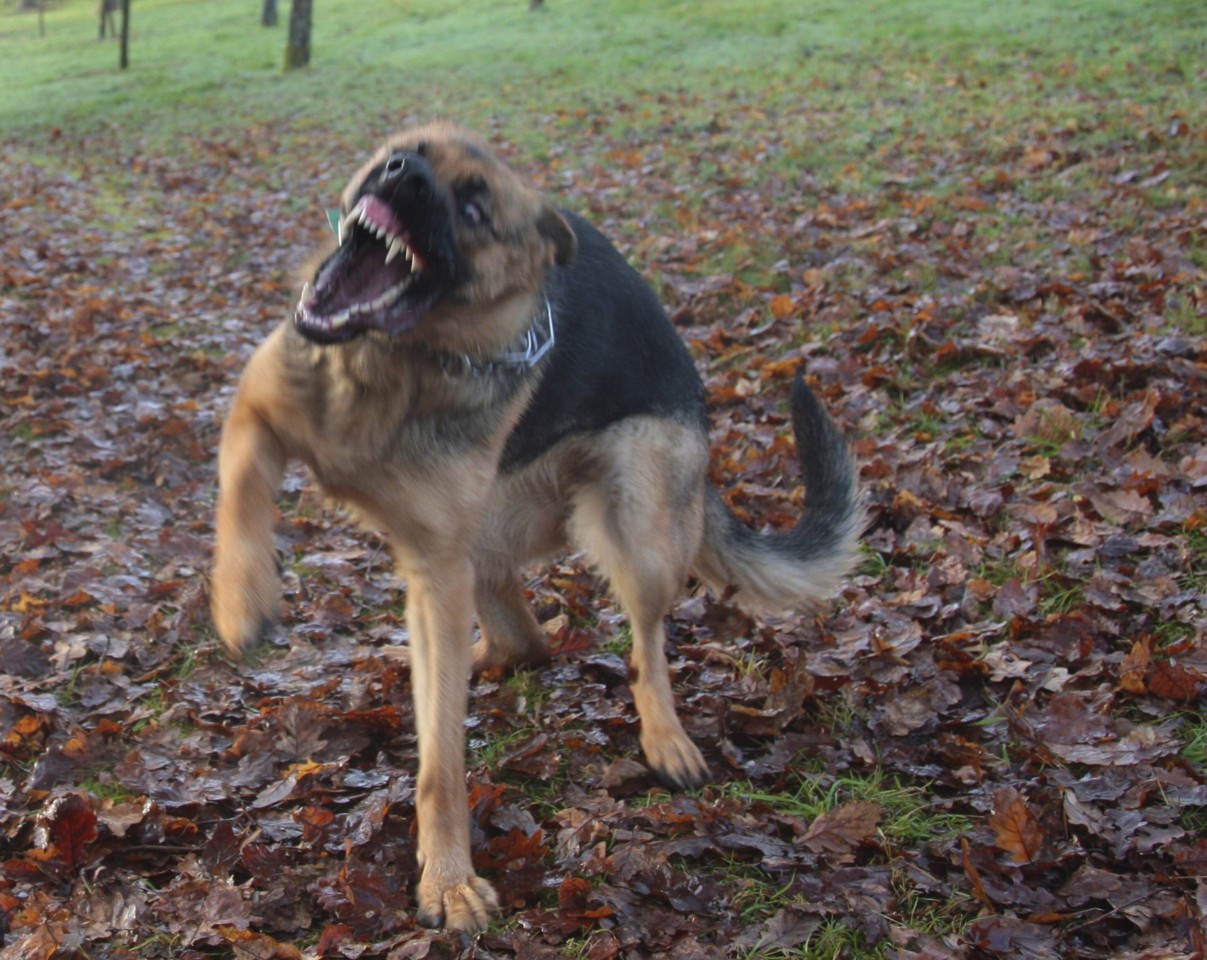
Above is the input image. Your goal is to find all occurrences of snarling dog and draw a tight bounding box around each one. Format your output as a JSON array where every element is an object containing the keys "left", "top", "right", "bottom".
[{"left": 211, "top": 121, "right": 863, "bottom": 932}]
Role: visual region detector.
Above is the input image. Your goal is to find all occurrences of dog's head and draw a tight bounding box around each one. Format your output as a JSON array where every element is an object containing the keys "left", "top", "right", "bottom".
[{"left": 294, "top": 121, "right": 577, "bottom": 345}]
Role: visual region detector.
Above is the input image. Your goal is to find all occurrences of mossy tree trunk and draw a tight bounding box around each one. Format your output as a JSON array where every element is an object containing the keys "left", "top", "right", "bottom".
[{"left": 284, "top": 0, "right": 311, "bottom": 70}]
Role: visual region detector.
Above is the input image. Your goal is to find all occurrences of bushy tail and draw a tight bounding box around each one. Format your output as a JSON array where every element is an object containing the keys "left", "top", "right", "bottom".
[{"left": 694, "top": 374, "right": 864, "bottom": 611}]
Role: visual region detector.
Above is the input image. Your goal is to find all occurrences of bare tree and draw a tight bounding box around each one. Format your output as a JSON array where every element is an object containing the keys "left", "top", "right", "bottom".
[
  {"left": 284, "top": 0, "right": 311, "bottom": 70},
  {"left": 99, "top": 0, "right": 118, "bottom": 39},
  {"left": 262, "top": 0, "right": 278, "bottom": 27},
  {"left": 119, "top": 0, "right": 130, "bottom": 69}
]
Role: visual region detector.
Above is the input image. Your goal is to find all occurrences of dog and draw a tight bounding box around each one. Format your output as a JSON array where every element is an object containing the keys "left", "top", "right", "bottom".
[{"left": 211, "top": 121, "right": 863, "bottom": 932}]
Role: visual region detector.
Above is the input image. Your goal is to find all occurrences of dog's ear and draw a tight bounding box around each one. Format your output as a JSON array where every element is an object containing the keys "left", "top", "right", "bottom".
[{"left": 538, "top": 204, "right": 577, "bottom": 268}]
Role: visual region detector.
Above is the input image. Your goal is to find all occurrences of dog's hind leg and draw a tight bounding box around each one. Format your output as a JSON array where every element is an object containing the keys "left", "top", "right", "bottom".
[
  {"left": 470, "top": 469, "right": 569, "bottom": 673},
  {"left": 472, "top": 565, "right": 551, "bottom": 673},
  {"left": 569, "top": 418, "right": 711, "bottom": 789}
]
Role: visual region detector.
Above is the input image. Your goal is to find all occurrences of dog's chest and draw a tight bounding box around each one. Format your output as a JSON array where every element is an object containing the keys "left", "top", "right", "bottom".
[{"left": 292, "top": 352, "right": 527, "bottom": 497}]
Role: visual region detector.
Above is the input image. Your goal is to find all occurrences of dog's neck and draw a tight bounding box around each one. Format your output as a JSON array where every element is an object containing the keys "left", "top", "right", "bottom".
[{"left": 419, "top": 295, "right": 555, "bottom": 379}]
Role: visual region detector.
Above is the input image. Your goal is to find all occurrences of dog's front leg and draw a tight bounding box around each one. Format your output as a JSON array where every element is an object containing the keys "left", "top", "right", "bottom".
[
  {"left": 405, "top": 555, "right": 499, "bottom": 932},
  {"left": 212, "top": 398, "right": 286, "bottom": 657}
]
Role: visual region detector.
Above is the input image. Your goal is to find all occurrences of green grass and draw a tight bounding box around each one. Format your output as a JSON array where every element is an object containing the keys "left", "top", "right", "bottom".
[
  {"left": 725, "top": 767, "right": 971, "bottom": 848},
  {"left": 1182, "top": 711, "right": 1207, "bottom": 770},
  {"left": 78, "top": 775, "right": 139, "bottom": 803},
  {"left": 4, "top": 0, "right": 1204, "bottom": 173},
  {"left": 733, "top": 919, "right": 889, "bottom": 960},
  {"left": 504, "top": 665, "right": 551, "bottom": 718}
]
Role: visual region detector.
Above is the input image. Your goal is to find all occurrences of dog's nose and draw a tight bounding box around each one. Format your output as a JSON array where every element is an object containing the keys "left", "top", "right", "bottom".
[{"left": 381, "top": 151, "right": 434, "bottom": 201}]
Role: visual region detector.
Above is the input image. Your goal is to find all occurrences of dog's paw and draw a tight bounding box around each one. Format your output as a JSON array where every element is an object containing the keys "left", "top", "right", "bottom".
[
  {"left": 470, "top": 634, "right": 551, "bottom": 676},
  {"left": 211, "top": 554, "right": 280, "bottom": 659},
  {"left": 416, "top": 872, "right": 498, "bottom": 933},
  {"left": 642, "top": 730, "right": 710, "bottom": 791},
  {"left": 214, "top": 613, "right": 271, "bottom": 661}
]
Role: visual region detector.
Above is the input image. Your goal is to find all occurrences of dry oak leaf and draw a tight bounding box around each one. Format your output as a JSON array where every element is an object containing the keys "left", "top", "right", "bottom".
[
  {"left": 0, "top": 924, "right": 62, "bottom": 960},
  {"left": 1047, "top": 723, "right": 1179, "bottom": 766},
  {"left": 800, "top": 801, "right": 882, "bottom": 861},
  {"left": 220, "top": 927, "right": 305, "bottom": 960},
  {"left": 1118, "top": 637, "right": 1152, "bottom": 694},
  {"left": 1146, "top": 658, "right": 1202, "bottom": 702},
  {"left": 988, "top": 787, "right": 1044, "bottom": 864},
  {"left": 39, "top": 793, "right": 98, "bottom": 870}
]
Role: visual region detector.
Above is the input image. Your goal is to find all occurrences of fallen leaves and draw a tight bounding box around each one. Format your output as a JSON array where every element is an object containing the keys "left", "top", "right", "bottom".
[{"left": 0, "top": 56, "right": 1205, "bottom": 960}]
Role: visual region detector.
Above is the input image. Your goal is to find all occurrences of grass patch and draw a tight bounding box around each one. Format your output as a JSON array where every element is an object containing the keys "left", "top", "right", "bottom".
[
  {"left": 504, "top": 665, "right": 551, "bottom": 718},
  {"left": 3, "top": 0, "right": 1204, "bottom": 180},
  {"left": 724, "top": 766, "right": 972, "bottom": 850},
  {"left": 1181, "top": 711, "right": 1207, "bottom": 770},
  {"left": 733, "top": 918, "right": 889, "bottom": 960},
  {"left": 78, "top": 775, "right": 139, "bottom": 803}
]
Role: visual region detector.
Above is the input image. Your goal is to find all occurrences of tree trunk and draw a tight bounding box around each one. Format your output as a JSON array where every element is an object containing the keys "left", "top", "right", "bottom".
[
  {"left": 262, "top": 0, "right": 277, "bottom": 27},
  {"left": 100, "top": 0, "right": 116, "bottom": 39},
  {"left": 119, "top": 0, "right": 130, "bottom": 69},
  {"left": 284, "top": 0, "right": 311, "bottom": 70}
]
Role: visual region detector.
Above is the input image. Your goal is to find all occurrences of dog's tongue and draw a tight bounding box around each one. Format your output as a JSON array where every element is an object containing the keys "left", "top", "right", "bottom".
[{"left": 354, "top": 195, "right": 404, "bottom": 241}]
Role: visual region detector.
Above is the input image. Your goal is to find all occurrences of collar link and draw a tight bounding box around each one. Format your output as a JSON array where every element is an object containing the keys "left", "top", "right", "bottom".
[{"left": 438, "top": 296, "right": 555, "bottom": 379}]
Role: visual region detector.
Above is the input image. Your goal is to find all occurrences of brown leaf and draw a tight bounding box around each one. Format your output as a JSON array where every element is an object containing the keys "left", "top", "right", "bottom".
[
  {"left": 988, "top": 787, "right": 1043, "bottom": 864},
  {"left": 220, "top": 927, "right": 305, "bottom": 960},
  {"left": 1117, "top": 636, "right": 1151, "bottom": 694},
  {"left": 992, "top": 577, "right": 1038, "bottom": 619},
  {"left": 598, "top": 758, "right": 653, "bottom": 797},
  {"left": 1088, "top": 488, "right": 1153, "bottom": 526},
  {"left": 966, "top": 916, "right": 1060, "bottom": 958},
  {"left": 800, "top": 801, "right": 882, "bottom": 860},
  {"left": 1146, "top": 658, "right": 1202, "bottom": 702},
  {"left": 42, "top": 793, "right": 98, "bottom": 871},
  {"left": 882, "top": 674, "right": 962, "bottom": 735},
  {"left": 961, "top": 837, "right": 992, "bottom": 906}
]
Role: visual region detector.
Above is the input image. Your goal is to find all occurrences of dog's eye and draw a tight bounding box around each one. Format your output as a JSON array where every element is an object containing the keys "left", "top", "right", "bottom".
[{"left": 461, "top": 199, "right": 487, "bottom": 227}]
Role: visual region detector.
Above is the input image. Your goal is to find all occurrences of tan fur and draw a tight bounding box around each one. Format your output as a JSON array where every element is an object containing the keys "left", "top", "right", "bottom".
[{"left": 212, "top": 123, "right": 846, "bottom": 933}]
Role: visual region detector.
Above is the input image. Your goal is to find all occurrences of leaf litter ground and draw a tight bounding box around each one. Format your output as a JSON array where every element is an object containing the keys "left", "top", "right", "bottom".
[{"left": 1, "top": 86, "right": 1206, "bottom": 960}]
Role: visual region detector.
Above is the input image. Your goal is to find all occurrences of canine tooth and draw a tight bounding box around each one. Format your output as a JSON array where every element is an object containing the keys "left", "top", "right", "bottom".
[
  {"left": 385, "top": 237, "right": 403, "bottom": 265},
  {"left": 329, "top": 309, "right": 352, "bottom": 329}
]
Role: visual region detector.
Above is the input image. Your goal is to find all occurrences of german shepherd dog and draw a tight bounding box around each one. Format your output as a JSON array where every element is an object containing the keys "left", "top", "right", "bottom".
[{"left": 212, "top": 121, "right": 862, "bottom": 932}]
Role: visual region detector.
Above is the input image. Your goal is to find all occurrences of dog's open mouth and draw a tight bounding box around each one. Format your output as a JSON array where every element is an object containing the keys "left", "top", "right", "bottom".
[{"left": 294, "top": 195, "right": 441, "bottom": 343}]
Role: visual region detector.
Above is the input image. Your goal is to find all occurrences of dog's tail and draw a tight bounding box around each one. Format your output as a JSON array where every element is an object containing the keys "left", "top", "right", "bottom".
[{"left": 694, "top": 374, "right": 864, "bottom": 612}]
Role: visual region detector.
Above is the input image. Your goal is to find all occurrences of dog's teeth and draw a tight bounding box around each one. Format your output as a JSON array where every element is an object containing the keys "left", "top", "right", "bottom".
[
  {"left": 329, "top": 309, "right": 352, "bottom": 329},
  {"left": 385, "top": 237, "right": 403, "bottom": 265}
]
